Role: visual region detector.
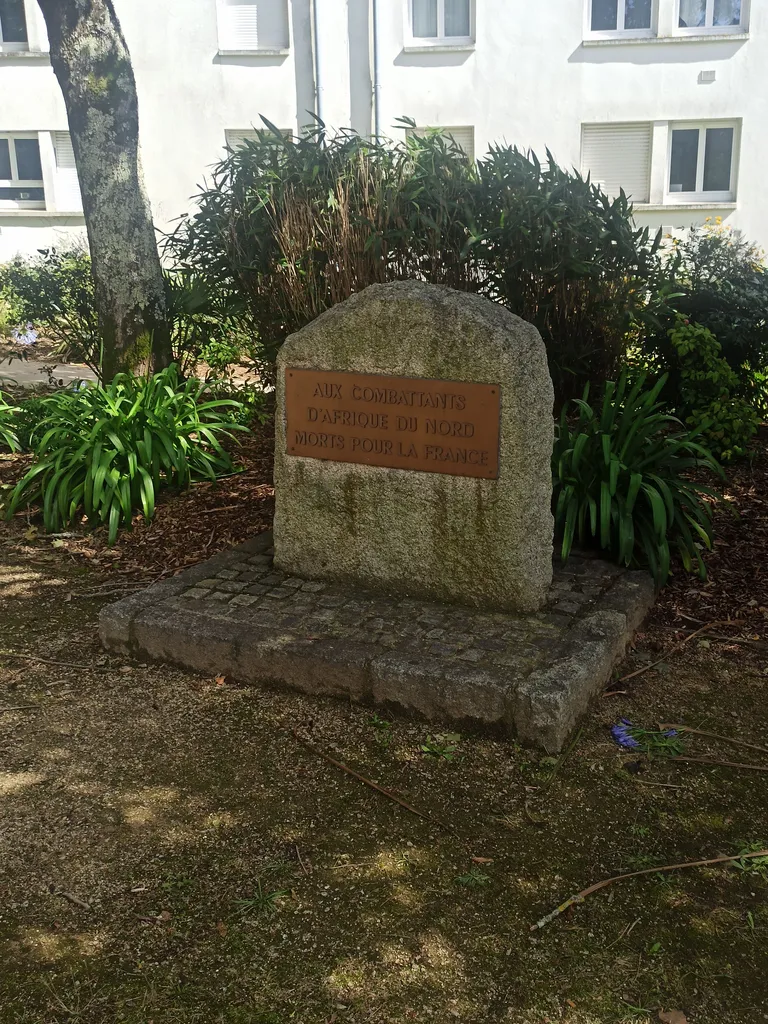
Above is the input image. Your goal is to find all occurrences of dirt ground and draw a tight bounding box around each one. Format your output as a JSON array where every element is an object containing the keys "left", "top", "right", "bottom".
[{"left": 1, "top": 426, "right": 767, "bottom": 1024}]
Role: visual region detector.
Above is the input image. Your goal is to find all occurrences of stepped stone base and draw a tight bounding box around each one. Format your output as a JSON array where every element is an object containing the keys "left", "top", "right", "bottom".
[{"left": 99, "top": 532, "right": 655, "bottom": 752}]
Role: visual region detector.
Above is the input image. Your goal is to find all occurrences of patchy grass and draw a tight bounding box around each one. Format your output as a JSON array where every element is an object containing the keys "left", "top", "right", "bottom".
[{"left": 1, "top": 540, "right": 768, "bottom": 1024}]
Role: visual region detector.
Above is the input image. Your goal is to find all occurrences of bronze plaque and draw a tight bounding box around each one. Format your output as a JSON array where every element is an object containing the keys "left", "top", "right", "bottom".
[{"left": 285, "top": 368, "right": 500, "bottom": 479}]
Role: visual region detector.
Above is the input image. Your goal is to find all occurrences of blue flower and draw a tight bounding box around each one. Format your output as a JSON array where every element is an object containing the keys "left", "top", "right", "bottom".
[{"left": 611, "top": 719, "right": 641, "bottom": 749}]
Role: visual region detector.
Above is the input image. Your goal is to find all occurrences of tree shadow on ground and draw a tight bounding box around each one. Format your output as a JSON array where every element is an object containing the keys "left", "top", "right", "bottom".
[{"left": 2, "top": 551, "right": 768, "bottom": 1024}]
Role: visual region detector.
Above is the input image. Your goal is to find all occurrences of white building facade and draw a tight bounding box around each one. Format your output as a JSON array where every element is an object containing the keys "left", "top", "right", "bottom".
[{"left": 0, "top": 0, "right": 764, "bottom": 262}]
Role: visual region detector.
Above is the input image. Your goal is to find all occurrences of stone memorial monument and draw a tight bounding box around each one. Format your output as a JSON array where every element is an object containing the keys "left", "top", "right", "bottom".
[
  {"left": 274, "top": 281, "right": 554, "bottom": 612},
  {"left": 100, "top": 281, "right": 655, "bottom": 751}
]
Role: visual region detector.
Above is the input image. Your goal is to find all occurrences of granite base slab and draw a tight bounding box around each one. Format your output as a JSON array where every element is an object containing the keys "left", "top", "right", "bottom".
[{"left": 99, "top": 532, "right": 655, "bottom": 752}]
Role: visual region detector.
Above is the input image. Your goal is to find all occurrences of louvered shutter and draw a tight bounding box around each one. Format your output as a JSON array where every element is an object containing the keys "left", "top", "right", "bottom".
[
  {"left": 443, "top": 126, "right": 475, "bottom": 160},
  {"left": 225, "top": 130, "right": 258, "bottom": 151},
  {"left": 581, "top": 123, "right": 651, "bottom": 203},
  {"left": 408, "top": 126, "right": 475, "bottom": 160},
  {"left": 53, "top": 132, "right": 82, "bottom": 211},
  {"left": 217, "top": 0, "right": 288, "bottom": 51},
  {"left": 225, "top": 128, "right": 292, "bottom": 152}
]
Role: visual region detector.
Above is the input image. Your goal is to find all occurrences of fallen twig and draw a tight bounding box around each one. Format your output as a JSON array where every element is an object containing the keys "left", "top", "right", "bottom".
[
  {"left": 633, "top": 779, "right": 685, "bottom": 790},
  {"left": 0, "top": 704, "right": 39, "bottom": 714},
  {"left": 74, "top": 586, "right": 147, "bottom": 600},
  {"left": 295, "top": 845, "right": 312, "bottom": 876},
  {"left": 619, "top": 619, "right": 743, "bottom": 683},
  {"left": 201, "top": 505, "right": 240, "bottom": 515},
  {"left": 291, "top": 730, "right": 453, "bottom": 832},
  {"left": 673, "top": 756, "right": 768, "bottom": 773},
  {"left": 660, "top": 723, "right": 768, "bottom": 758},
  {"left": 531, "top": 848, "right": 768, "bottom": 931},
  {"left": 54, "top": 890, "right": 92, "bottom": 911},
  {"left": 659, "top": 626, "right": 766, "bottom": 649},
  {"left": 0, "top": 650, "right": 95, "bottom": 671}
]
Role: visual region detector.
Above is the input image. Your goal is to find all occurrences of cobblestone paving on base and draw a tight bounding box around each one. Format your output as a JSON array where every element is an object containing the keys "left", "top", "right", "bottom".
[
  {"left": 101, "top": 532, "right": 655, "bottom": 751},
  {"left": 174, "top": 541, "right": 626, "bottom": 676}
]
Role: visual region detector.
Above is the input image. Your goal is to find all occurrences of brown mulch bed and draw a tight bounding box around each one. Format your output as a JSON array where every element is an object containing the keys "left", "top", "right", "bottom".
[
  {"left": 0, "top": 416, "right": 274, "bottom": 586},
  {"left": 652, "top": 426, "right": 768, "bottom": 638},
  {"left": 105, "top": 418, "right": 275, "bottom": 579}
]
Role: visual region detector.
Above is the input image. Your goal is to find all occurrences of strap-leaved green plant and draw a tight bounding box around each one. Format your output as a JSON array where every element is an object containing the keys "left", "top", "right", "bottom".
[
  {"left": 553, "top": 372, "right": 722, "bottom": 585},
  {"left": 0, "top": 391, "right": 19, "bottom": 452},
  {"left": 6, "top": 365, "right": 246, "bottom": 543}
]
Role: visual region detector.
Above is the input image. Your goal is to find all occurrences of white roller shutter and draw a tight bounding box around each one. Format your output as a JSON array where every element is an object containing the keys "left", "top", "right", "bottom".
[
  {"left": 225, "top": 128, "right": 292, "bottom": 152},
  {"left": 225, "top": 130, "right": 259, "bottom": 151},
  {"left": 217, "top": 0, "right": 288, "bottom": 51},
  {"left": 443, "top": 126, "right": 475, "bottom": 160},
  {"left": 53, "top": 132, "right": 82, "bottom": 212},
  {"left": 581, "top": 123, "right": 652, "bottom": 203},
  {"left": 408, "top": 126, "right": 476, "bottom": 160}
]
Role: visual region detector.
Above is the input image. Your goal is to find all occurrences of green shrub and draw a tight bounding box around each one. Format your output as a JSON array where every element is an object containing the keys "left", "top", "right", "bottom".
[
  {"left": 163, "top": 269, "right": 250, "bottom": 377},
  {"left": 199, "top": 336, "right": 244, "bottom": 374},
  {"left": 6, "top": 365, "right": 246, "bottom": 542},
  {"left": 0, "top": 391, "right": 19, "bottom": 452},
  {"left": 167, "top": 120, "right": 657, "bottom": 400},
  {"left": 203, "top": 379, "right": 270, "bottom": 428},
  {"left": 476, "top": 146, "right": 660, "bottom": 399},
  {"left": 662, "top": 222, "right": 768, "bottom": 409},
  {"left": 0, "top": 250, "right": 251, "bottom": 380},
  {"left": 0, "top": 295, "right": 16, "bottom": 340},
  {"left": 553, "top": 373, "right": 722, "bottom": 585},
  {"left": 0, "top": 246, "right": 100, "bottom": 370},
  {"left": 668, "top": 316, "right": 759, "bottom": 461}
]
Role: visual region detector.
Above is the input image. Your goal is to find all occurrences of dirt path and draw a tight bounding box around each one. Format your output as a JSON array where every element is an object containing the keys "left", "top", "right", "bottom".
[{"left": 0, "top": 358, "right": 97, "bottom": 388}]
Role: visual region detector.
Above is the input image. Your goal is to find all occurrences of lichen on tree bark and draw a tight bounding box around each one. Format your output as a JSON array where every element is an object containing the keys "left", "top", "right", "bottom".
[{"left": 37, "top": 0, "right": 172, "bottom": 380}]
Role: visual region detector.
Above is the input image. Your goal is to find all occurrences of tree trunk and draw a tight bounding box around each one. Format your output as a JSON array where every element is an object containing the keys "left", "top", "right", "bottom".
[{"left": 36, "top": 0, "right": 172, "bottom": 381}]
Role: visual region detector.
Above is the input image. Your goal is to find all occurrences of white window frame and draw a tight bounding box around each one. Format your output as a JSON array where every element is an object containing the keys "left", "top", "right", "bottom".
[
  {"left": 0, "top": 132, "right": 45, "bottom": 210},
  {"left": 215, "top": 0, "right": 290, "bottom": 54},
  {"left": 675, "top": 0, "right": 748, "bottom": 34},
  {"left": 585, "top": 0, "right": 657, "bottom": 39},
  {"left": 0, "top": 0, "right": 29, "bottom": 51},
  {"left": 406, "top": 0, "right": 475, "bottom": 48},
  {"left": 666, "top": 120, "right": 739, "bottom": 204}
]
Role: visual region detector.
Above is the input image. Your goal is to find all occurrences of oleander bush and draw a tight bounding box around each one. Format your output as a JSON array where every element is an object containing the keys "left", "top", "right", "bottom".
[
  {"left": 166, "top": 119, "right": 658, "bottom": 400},
  {"left": 553, "top": 372, "right": 722, "bottom": 585},
  {"left": 476, "top": 146, "right": 660, "bottom": 396},
  {"left": 6, "top": 365, "right": 246, "bottom": 542}
]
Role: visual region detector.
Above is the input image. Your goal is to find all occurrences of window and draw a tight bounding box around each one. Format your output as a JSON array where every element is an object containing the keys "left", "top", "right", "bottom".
[
  {"left": 407, "top": 126, "right": 475, "bottom": 160},
  {"left": 0, "top": 133, "right": 44, "bottom": 208},
  {"left": 54, "top": 132, "right": 82, "bottom": 211},
  {"left": 225, "top": 128, "right": 292, "bottom": 152},
  {"left": 217, "top": 0, "right": 289, "bottom": 52},
  {"left": 0, "top": 0, "right": 28, "bottom": 49},
  {"left": 581, "top": 123, "right": 652, "bottom": 203},
  {"left": 669, "top": 122, "right": 737, "bottom": 200},
  {"left": 411, "top": 0, "right": 472, "bottom": 42},
  {"left": 589, "top": 0, "right": 653, "bottom": 33},
  {"left": 678, "top": 0, "right": 744, "bottom": 31}
]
